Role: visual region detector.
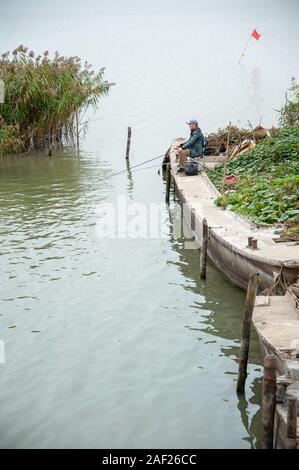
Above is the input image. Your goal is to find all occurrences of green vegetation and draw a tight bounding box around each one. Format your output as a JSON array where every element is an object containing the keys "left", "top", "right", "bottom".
[
  {"left": 279, "top": 79, "right": 299, "bottom": 127},
  {"left": 0, "top": 45, "right": 112, "bottom": 155},
  {"left": 206, "top": 126, "right": 299, "bottom": 233}
]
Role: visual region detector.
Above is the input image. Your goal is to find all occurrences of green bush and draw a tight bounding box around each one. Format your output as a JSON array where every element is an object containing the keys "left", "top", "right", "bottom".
[{"left": 206, "top": 126, "right": 299, "bottom": 227}]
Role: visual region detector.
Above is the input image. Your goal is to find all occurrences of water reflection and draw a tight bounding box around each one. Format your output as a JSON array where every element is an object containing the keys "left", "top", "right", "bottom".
[
  {"left": 0, "top": 149, "right": 113, "bottom": 299},
  {"left": 237, "top": 378, "right": 263, "bottom": 448},
  {"left": 126, "top": 159, "right": 134, "bottom": 197}
]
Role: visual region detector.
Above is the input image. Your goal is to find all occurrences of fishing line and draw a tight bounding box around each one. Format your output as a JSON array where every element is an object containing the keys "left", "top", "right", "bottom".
[
  {"left": 127, "top": 163, "right": 162, "bottom": 174},
  {"left": 98, "top": 153, "right": 165, "bottom": 182}
]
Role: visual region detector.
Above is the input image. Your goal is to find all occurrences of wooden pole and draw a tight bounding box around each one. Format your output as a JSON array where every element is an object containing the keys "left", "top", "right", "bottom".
[
  {"left": 75, "top": 110, "right": 80, "bottom": 155},
  {"left": 220, "top": 121, "right": 232, "bottom": 197},
  {"left": 286, "top": 396, "right": 297, "bottom": 439},
  {"left": 262, "top": 354, "right": 277, "bottom": 449},
  {"left": 125, "top": 126, "right": 131, "bottom": 160},
  {"left": 199, "top": 218, "right": 208, "bottom": 279},
  {"left": 236, "top": 272, "right": 260, "bottom": 393},
  {"left": 165, "top": 162, "right": 171, "bottom": 204}
]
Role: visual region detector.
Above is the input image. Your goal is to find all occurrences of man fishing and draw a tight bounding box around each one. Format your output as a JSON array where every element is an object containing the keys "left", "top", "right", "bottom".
[{"left": 175, "top": 119, "right": 205, "bottom": 172}]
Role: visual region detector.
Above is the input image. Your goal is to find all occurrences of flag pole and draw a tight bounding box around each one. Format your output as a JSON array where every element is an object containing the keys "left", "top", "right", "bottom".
[{"left": 238, "top": 35, "right": 252, "bottom": 64}]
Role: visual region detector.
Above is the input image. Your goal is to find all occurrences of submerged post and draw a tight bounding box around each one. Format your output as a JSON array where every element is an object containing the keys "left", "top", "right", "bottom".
[
  {"left": 236, "top": 272, "right": 260, "bottom": 393},
  {"left": 125, "top": 126, "right": 131, "bottom": 160},
  {"left": 165, "top": 163, "right": 171, "bottom": 204},
  {"left": 286, "top": 396, "right": 297, "bottom": 439},
  {"left": 75, "top": 110, "right": 80, "bottom": 155},
  {"left": 262, "top": 354, "right": 277, "bottom": 449},
  {"left": 199, "top": 218, "right": 208, "bottom": 279}
]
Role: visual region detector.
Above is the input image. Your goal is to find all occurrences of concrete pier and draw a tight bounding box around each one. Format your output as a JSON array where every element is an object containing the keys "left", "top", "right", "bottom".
[{"left": 169, "top": 138, "right": 299, "bottom": 291}]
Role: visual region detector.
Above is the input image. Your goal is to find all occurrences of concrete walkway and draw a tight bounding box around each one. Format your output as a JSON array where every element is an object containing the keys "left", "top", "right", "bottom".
[
  {"left": 170, "top": 138, "right": 299, "bottom": 266},
  {"left": 253, "top": 293, "right": 299, "bottom": 362}
]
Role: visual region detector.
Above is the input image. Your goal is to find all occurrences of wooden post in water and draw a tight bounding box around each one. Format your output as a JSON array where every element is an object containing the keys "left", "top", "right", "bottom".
[
  {"left": 262, "top": 354, "right": 277, "bottom": 449},
  {"left": 286, "top": 396, "right": 297, "bottom": 439},
  {"left": 165, "top": 163, "right": 171, "bottom": 204},
  {"left": 75, "top": 110, "right": 80, "bottom": 155},
  {"left": 125, "top": 126, "right": 131, "bottom": 160},
  {"left": 236, "top": 272, "right": 260, "bottom": 393},
  {"left": 199, "top": 218, "right": 208, "bottom": 279}
]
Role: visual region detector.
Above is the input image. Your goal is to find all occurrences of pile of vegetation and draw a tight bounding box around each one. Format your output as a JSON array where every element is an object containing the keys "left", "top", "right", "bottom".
[
  {"left": 206, "top": 126, "right": 299, "bottom": 237},
  {"left": 0, "top": 45, "right": 112, "bottom": 155},
  {"left": 204, "top": 124, "right": 277, "bottom": 156}
]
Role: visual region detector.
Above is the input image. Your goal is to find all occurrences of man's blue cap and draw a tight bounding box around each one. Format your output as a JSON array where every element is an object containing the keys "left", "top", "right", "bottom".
[{"left": 186, "top": 119, "right": 198, "bottom": 125}]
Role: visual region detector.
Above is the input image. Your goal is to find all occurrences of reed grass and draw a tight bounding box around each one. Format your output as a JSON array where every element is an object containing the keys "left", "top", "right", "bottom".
[{"left": 0, "top": 45, "right": 112, "bottom": 155}]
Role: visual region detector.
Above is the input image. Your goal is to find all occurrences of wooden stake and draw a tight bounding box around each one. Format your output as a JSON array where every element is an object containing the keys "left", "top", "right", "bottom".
[
  {"left": 221, "top": 121, "right": 232, "bottom": 197},
  {"left": 262, "top": 354, "right": 277, "bottom": 449},
  {"left": 199, "top": 218, "right": 208, "bottom": 279},
  {"left": 125, "top": 126, "right": 131, "bottom": 160},
  {"left": 286, "top": 396, "right": 297, "bottom": 439},
  {"left": 75, "top": 110, "right": 80, "bottom": 155},
  {"left": 165, "top": 162, "right": 171, "bottom": 204},
  {"left": 236, "top": 272, "right": 260, "bottom": 393}
]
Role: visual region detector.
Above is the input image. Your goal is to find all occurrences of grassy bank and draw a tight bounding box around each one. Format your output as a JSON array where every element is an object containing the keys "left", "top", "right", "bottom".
[
  {"left": 206, "top": 126, "right": 299, "bottom": 236},
  {"left": 0, "top": 45, "right": 112, "bottom": 155}
]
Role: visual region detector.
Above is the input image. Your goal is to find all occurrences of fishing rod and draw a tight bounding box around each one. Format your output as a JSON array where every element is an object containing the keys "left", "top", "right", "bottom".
[{"left": 98, "top": 153, "right": 165, "bottom": 182}]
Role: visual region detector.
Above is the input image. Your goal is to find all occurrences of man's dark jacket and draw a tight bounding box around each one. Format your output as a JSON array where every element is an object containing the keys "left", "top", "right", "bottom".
[{"left": 181, "top": 127, "right": 205, "bottom": 157}]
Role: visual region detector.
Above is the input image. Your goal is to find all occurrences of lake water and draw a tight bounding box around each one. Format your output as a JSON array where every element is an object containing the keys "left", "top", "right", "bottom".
[{"left": 0, "top": 0, "right": 298, "bottom": 449}]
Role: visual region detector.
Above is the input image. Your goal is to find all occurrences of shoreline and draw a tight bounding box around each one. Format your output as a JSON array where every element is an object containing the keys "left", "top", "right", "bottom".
[
  {"left": 169, "top": 138, "right": 299, "bottom": 292},
  {"left": 169, "top": 137, "right": 299, "bottom": 448}
]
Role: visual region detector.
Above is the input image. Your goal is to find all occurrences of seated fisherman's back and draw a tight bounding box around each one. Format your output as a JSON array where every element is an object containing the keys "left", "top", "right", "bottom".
[{"left": 175, "top": 119, "right": 205, "bottom": 172}]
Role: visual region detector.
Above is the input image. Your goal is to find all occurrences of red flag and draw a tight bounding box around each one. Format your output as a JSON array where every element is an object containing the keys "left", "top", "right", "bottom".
[{"left": 251, "top": 29, "right": 261, "bottom": 40}]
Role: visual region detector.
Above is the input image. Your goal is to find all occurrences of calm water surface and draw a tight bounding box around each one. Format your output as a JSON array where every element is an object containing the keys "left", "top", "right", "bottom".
[{"left": 0, "top": 0, "right": 298, "bottom": 448}]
